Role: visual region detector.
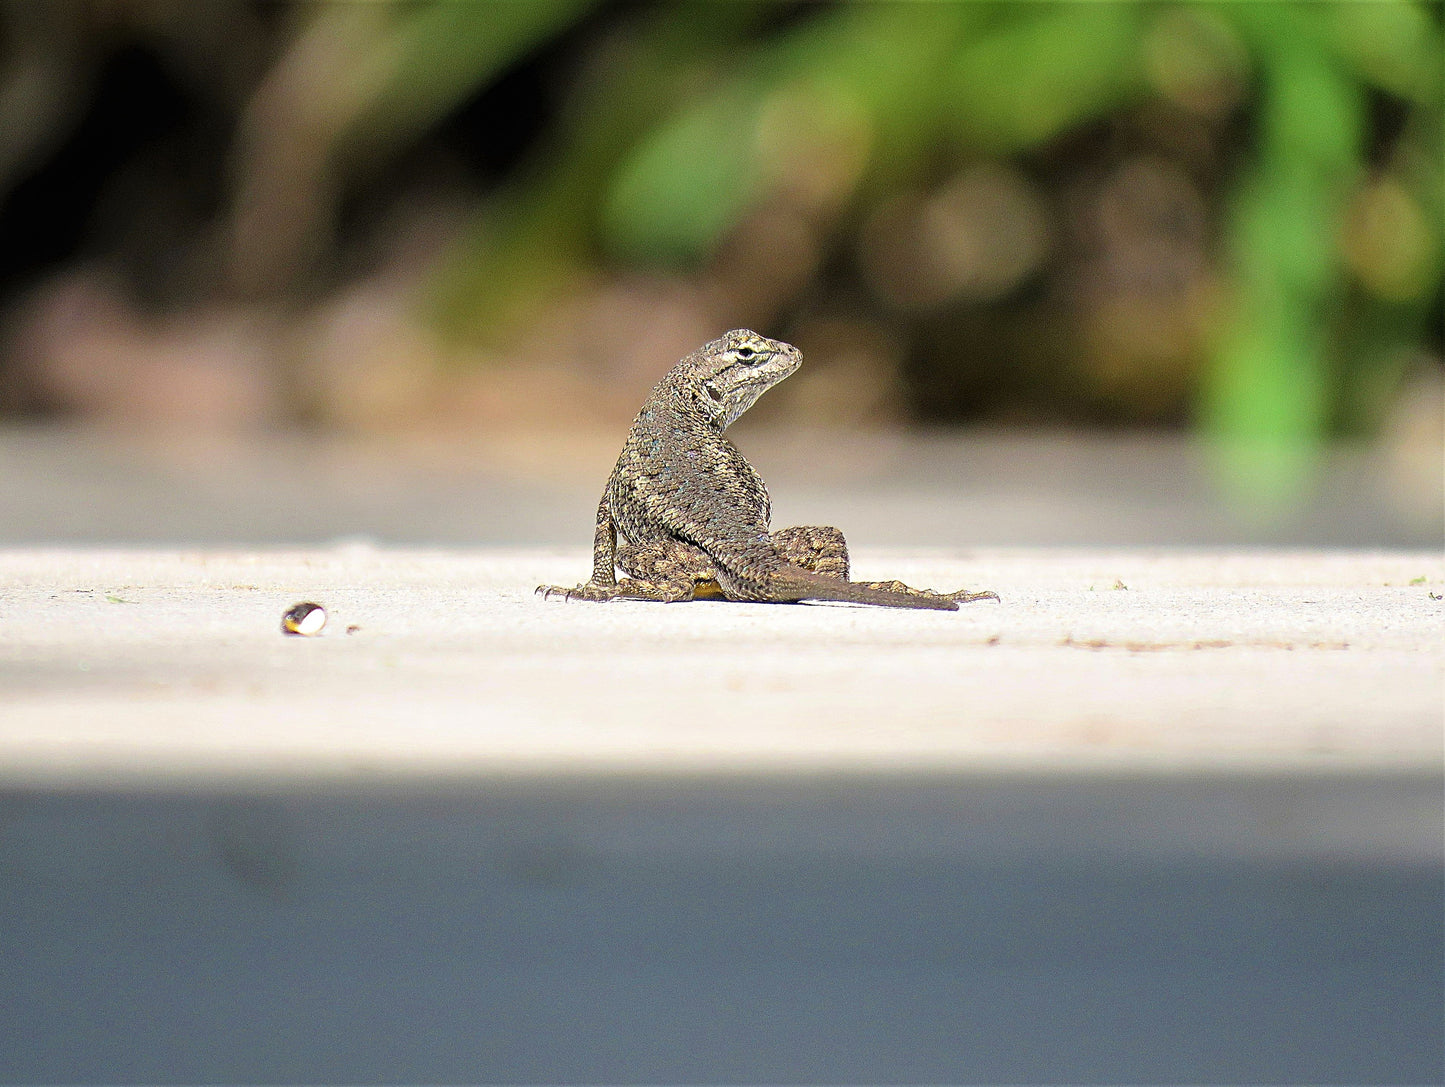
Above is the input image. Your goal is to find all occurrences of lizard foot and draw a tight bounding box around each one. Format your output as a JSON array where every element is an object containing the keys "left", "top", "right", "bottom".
[
  {"left": 535, "top": 582, "right": 617, "bottom": 602},
  {"left": 535, "top": 579, "right": 697, "bottom": 603},
  {"left": 944, "top": 588, "right": 1000, "bottom": 604},
  {"left": 855, "top": 579, "right": 999, "bottom": 605}
]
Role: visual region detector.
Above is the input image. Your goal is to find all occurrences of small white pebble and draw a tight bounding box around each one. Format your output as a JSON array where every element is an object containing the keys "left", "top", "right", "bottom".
[{"left": 281, "top": 602, "right": 327, "bottom": 636}]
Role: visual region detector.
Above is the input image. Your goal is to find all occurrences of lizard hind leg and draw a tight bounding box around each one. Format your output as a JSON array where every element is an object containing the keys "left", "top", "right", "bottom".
[
  {"left": 770, "top": 525, "right": 850, "bottom": 580},
  {"left": 610, "top": 537, "right": 721, "bottom": 602},
  {"left": 537, "top": 537, "right": 719, "bottom": 603},
  {"left": 770, "top": 526, "right": 999, "bottom": 605}
]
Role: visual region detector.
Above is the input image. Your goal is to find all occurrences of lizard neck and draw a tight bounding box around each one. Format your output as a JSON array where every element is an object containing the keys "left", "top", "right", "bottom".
[
  {"left": 647, "top": 375, "right": 731, "bottom": 432},
  {"left": 657, "top": 362, "right": 788, "bottom": 430}
]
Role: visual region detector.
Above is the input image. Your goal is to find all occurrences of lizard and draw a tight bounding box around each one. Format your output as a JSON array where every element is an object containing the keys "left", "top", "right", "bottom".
[{"left": 536, "top": 329, "right": 998, "bottom": 611}]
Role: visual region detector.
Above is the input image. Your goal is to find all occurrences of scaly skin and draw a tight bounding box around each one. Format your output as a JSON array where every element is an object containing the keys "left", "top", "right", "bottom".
[{"left": 537, "top": 329, "right": 998, "bottom": 611}]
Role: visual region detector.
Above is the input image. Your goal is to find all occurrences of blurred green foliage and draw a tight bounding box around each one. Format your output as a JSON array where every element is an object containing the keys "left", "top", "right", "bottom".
[
  {"left": 1203, "top": 2, "right": 1439, "bottom": 499},
  {"left": 1, "top": 0, "right": 1439, "bottom": 506},
  {"left": 390, "top": 0, "right": 1439, "bottom": 500}
]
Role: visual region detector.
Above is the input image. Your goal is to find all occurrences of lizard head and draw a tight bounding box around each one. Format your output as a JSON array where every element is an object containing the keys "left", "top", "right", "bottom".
[{"left": 680, "top": 329, "right": 802, "bottom": 428}]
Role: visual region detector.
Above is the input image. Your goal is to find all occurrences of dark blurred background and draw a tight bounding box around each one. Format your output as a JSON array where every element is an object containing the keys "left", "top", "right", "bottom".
[{"left": 0, "top": 0, "right": 1440, "bottom": 539}]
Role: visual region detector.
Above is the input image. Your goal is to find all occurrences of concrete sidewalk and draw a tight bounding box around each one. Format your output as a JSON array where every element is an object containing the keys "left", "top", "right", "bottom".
[
  {"left": 2, "top": 545, "right": 1440, "bottom": 1083},
  {"left": 1, "top": 546, "right": 1439, "bottom": 784}
]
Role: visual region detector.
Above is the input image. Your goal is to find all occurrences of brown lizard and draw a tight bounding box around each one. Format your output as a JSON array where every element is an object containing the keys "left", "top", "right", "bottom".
[{"left": 536, "top": 329, "right": 998, "bottom": 610}]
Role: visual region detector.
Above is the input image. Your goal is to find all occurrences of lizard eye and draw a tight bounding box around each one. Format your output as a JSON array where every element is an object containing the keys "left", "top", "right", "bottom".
[{"left": 735, "top": 346, "right": 756, "bottom": 361}]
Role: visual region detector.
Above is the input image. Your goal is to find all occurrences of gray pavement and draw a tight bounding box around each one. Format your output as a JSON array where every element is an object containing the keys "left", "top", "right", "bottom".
[
  {"left": 1, "top": 425, "right": 1439, "bottom": 548},
  {"left": 2, "top": 772, "right": 1440, "bottom": 1083}
]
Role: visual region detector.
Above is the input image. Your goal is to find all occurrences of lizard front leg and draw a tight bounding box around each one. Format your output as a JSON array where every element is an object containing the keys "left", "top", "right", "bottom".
[{"left": 537, "top": 496, "right": 628, "bottom": 600}]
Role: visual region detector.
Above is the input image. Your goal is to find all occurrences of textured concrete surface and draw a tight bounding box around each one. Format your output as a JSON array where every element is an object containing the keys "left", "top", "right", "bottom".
[
  {"left": 2, "top": 545, "right": 1441, "bottom": 1082},
  {"left": 0, "top": 546, "right": 1439, "bottom": 782}
]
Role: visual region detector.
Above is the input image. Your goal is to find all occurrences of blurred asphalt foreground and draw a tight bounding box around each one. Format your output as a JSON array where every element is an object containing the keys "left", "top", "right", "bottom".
[{"left": 0, "top": 426, "right": 1442, "bottom": 1083}]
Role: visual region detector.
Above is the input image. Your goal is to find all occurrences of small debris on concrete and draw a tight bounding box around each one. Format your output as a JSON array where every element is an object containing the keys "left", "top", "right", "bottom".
[{"left": 281, "top": 602, "right": 327, "bottom": 637}]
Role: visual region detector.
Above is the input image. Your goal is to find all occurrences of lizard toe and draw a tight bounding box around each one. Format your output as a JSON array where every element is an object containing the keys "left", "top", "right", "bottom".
[{"left": 945, "top": 588, "right": 1000, "bottom": 604}]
